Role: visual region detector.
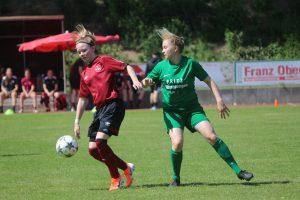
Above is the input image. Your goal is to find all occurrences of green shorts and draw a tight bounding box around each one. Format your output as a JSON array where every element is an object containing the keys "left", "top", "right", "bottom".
[{"left": 163, "top": 108, "right": 209, "bottom": 133}]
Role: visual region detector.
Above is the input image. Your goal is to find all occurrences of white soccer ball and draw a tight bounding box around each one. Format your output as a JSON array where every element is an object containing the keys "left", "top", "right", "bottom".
[{"left": 56, "top": 135, "right": 78, "bottom": 157}]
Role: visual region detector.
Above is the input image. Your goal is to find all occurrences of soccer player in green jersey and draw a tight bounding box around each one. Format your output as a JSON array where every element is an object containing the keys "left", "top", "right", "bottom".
[{"left": 142, "top": 28, "right": 253, "bottom": 186}]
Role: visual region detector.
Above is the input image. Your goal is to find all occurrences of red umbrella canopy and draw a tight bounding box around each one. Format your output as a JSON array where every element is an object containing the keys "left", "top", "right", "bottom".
[{"left": 18, "top": 32, "right": 120, "bottom": 52}]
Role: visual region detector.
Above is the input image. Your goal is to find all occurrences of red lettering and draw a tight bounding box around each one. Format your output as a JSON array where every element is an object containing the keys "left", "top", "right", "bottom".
[
  {"left": 244, "top": 66, "right": 251, "bottom": 76},
  {"left": 278, "top": 65, "right": 284, "bottom": 75}
]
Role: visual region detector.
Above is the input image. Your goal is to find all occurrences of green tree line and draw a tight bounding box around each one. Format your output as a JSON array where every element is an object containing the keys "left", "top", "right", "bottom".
[{"left": 1, "top": 0, "right": 299, "bottom": 62}]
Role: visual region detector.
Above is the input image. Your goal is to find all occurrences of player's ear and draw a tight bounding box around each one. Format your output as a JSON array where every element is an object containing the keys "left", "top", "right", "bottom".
[{"left": 174, "top": 45, "right": 179, "bottom": 53}]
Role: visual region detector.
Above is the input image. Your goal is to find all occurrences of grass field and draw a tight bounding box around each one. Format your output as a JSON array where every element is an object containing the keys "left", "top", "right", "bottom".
[{"left": 0, "top": 106, "right": 300, "bottom": 200}]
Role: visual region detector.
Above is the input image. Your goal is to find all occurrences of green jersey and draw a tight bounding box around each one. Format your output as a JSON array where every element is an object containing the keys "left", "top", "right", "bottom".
[{"left": 147, "top": 56, "right": 209, "bottom": 111}]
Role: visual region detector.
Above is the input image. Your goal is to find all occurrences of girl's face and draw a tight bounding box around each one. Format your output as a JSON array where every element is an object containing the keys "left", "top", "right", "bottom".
[
  {"left": 162, "top": 39, "right": 178, "bottom": 60},
  {"left": 25, "top": 70, "right": 30, "bottom": 78},
  {"left": 76, "top": 43, "right": 96, "bottom": 64}
]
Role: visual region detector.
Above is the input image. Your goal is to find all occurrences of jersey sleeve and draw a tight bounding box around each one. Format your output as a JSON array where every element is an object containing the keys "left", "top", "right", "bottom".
[
  {"left": 79, "top": 76, "right": 90, "bottom": 98},
  {"left": 192, "top": 61, "right": 209, "bottom": 81},
  {"left": 101, "top": 55, "right": 126, "bottom": 72},
  {"left": 146, "top": 63, "right": 161, "bottom": 84}
]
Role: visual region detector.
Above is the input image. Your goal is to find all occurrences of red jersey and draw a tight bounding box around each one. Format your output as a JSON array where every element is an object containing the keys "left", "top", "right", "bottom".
[
  {"left": 79, "top": 55, "right": 126, "bottom": 108},
  {"left": 21, "top": 77, "right": 35, "bottom": 93}
]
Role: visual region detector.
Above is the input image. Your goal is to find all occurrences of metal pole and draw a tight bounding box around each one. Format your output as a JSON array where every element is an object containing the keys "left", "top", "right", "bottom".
[
  {"left": 61, "top": 19, "right": 67, "bottom": 93},
  {"left": 22, "top": 20, "right": 26, "bottom": 71}
]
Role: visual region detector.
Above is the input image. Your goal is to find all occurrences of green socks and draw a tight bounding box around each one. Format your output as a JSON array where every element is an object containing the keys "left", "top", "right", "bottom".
[
  {"left": 212, "top": 138, "right": 241, "bottom": 174},
  {"left": 170, "top": 149, "right": 182, "bottom": 182}
]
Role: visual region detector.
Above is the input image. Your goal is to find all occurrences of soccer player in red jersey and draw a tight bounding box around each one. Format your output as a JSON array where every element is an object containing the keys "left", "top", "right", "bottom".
[
  {"left": 19, "top": 69, "right": 38, "bottom": 113},
  {"left": 73, "top": 25, "right": 143, "bottom": 191}
]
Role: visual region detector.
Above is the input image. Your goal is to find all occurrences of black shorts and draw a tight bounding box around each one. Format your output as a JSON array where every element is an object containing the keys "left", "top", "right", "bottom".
[
  {"left": 88, "top": 98, "right": 125, "bottom": 141},
  {"left": 150, "top": 84, "right": 160, "bottom": 93}
]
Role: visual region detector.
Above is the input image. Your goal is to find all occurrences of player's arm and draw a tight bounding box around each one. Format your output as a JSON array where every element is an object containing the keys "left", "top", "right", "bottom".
[
  {"left": 203, "top": 77, "right": 230, "bottom": 119},
  {"left": 126, "top": 65, "right": 143, "bottom": 90},
  {"left": 43, "top": 83, "right": 50, "bottom": 95},
  {"left": 1, "top": 84, "right": 8, "bottom": 94},
  {"left": 141, "top": 63, "right": 160, "bottom": 87},
  {"left": 21, "top": 85, "right": 28, "bottom": 96},
  {"left": 12, "top": 83, "right": 18, "bottom": 93},
  {"left": 29, "top": 84, "right": 35, "bottom": 94},
  {"left": 54, "top": 83, "right": 58, "bottom": 92},
  {"left": 74, "top": 97, "right": 88, "bottom": 139}
]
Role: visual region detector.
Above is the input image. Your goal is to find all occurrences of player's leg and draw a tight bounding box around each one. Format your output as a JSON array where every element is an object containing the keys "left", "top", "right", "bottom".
[
  {"left": 11, "top": 91, "right": 17, "bottom": 112},
  {"left": 152, "top": 89, "right": 158, "bottom": 109},
  {"left": 30, "top": 91, "right": 38, "bottom": 112},
  {"left": 41, "top": 92, "right": 50, "bottom": 111},
  {"left": 88, "top": 141, "right": 120, "bottom": 179},
  {"left": 92, "top": 99, "right": 133, "bottom": 190},
  {"left": 0, "top": 92, "right": 5, "bottom": 113},
  {"left": 53, "top": 92, "right": 60, "bottom": 111},
  {"left": 169, "top": 128, "right": 184, "bottom": 186},
  {"left": 195, "top": 121, "right": 253, "bottom": 181},
  {"left": 70, "top": 88, "right": 77, "bottom": 111},
  {"left": 163, "top": 111, "right": 185, "bottom": 186},
  {"left": 19, "top": 92, "right": 25, "bottom": 113}
]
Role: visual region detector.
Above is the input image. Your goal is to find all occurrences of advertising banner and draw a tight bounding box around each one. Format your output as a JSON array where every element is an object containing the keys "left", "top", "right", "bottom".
[
  {"left": 195, "top": 62, "right": 234, "bottom": 87},
  {"left": 235, "top": 60, "right": 300, "bottom": 86}
]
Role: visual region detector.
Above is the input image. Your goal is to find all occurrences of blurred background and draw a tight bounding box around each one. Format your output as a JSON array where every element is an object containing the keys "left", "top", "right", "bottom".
[{"left": 0, "top": 0, "right": 299, "bottom": 110}]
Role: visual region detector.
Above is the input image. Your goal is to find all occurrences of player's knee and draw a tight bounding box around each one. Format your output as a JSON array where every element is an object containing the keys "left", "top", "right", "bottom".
[
  {"left": 207, "top": 134, "right": 217, "bottom": 144},
  {"left": 54, "top": 92, "right": 60, "bottom": 98},
  {"left": 95, "top": 139, "right": 108, "bottom": 150},
  {"left": 172, "top": 140, "right": 183, "bottom": 151}
]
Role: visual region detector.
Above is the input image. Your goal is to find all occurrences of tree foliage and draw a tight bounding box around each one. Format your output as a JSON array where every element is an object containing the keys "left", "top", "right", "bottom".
[{"left": 1, "top": 0, "right": 299, "bottom": 61}]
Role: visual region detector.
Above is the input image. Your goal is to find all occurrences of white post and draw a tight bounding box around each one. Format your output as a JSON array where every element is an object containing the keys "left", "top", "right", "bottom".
[{"left": 61, "top": 19, "right": 67, "bottom": 93}]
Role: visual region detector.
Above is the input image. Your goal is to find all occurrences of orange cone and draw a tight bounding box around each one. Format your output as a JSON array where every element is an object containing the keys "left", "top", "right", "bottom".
[{"left": 274, "top": 99, "right": 279, "bottom": 108}]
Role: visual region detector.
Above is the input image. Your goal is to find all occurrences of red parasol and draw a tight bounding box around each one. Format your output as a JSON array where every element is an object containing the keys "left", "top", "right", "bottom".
[{"left": 18, "top": 32, "right": 120, "bottom": 52}]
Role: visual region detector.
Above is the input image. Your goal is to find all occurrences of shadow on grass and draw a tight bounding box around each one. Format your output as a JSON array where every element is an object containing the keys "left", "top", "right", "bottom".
[
  {"left": 136, "top": 180, "right": 292, "bottom": 188},
  {"left": 0, "top": 153, "right": 40, "bottom": 157},
  {"left": 88, "top": 180, "right": 291, "bottom": 191}
]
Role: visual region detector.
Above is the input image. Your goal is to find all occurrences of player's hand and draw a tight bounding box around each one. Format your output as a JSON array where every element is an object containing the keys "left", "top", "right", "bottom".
[
  {"left": 217, "top": 99, "right": 230, "bottom": 119},
  {"left": 74, "top": 123, "right": 80, "bottom": 139},
  {"left": 132, "top": 80, "right": 143, "bottom": 90},
  {"left": 142, "top": 78, "right": 153, "bottom": 87}
]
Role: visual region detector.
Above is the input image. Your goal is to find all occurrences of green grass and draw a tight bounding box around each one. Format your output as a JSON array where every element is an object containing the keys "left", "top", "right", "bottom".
[{"left": 0, "top": 106, "right": 300, "bottom": 200}]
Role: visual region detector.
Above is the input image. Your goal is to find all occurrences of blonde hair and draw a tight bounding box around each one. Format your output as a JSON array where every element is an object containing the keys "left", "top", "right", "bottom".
[
  {"left": 73, "top": 24, "right": 96, "bottom": 46},
  {"left": 156, "top": 27, "right": 184, "bottom": 53}
]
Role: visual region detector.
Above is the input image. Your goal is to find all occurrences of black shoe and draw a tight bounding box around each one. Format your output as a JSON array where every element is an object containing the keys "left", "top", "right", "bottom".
[
  {"left": 237, "top": 170, "right": 254, "bottom": 181},
  {"left": 169, "top": 179, "right": 180, "bottom": 187}
]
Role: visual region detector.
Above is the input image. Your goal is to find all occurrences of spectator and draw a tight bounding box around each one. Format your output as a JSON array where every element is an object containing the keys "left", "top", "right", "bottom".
[
  {"left": 145, "top": 52, "right": 162, "bottom": 110},
  {"left": 19, "top": 68, "right": 38, "bottom": 113},
  {"left": 0, "top": 68, "right": 18, "bottom": 113},
  {"left": 69, "top": 59, "right": 85, "bottom": 111},
  {"left": 0, "top": 64, "right": 5, "bottom": 86},
  {"left": 40, "top": 69, "right": 64, "bottom": 112},
  {"left": 121, "top": 65, "right": 145, "bottom": 109}
]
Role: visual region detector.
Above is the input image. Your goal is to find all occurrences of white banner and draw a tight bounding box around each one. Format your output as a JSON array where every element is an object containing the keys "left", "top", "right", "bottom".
[
  {"left": 235, "top": 60, "right": 300, "bottom": 86},
  {"left": 195, "top": 62, "right": 234, "bottom": 87}
]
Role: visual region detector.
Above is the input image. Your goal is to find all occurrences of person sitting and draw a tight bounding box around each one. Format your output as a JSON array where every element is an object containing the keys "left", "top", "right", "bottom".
[
  {"left": 19, "top": 68, "right": 38, "bottom": 113},
  {"left": 40, "top": 69, "right": 61, "bottom": 112},
  {"left": 0, "top": 67, "right": 18, "bottom": 113},
  {"left": 69, "top": 59, "right": 85, "bottom": 111},
  {"left": 145, "top": 52, "right": 162, "bottom": 110}
]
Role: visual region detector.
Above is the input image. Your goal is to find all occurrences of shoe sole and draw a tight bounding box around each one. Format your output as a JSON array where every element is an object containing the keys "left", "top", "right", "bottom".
[{"left": 238, "top": 175, "right": 254, "bottom": 181}]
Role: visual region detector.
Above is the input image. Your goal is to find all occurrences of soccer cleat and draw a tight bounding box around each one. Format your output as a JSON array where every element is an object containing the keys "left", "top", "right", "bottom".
[
  {"left": 237, "top": 170, "right": 254, "bottom": 181},
  {"left": 123, "top": 163, "right": 135, "bottom": 187},
  {"left": 18, "top": 109, "right": 23, "bottom": 113},
  {"left": 33, "top": 109, "right": 38, "bottom": 113},
  {"left": 169, "top": 179, "right": 180, "bottom": 187},
  {"left": 109, "top": 177, "right": 123, "bottom": 191}
]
